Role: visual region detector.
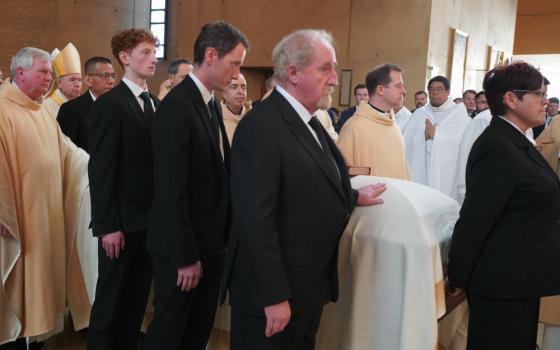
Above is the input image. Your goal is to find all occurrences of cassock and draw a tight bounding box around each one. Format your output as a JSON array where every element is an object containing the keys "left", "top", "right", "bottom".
[
  {"left": 0, "top": 80, "right": 89, "bottom": 344},
  {"left": 394, "top": 105, "right": 412, "bottom": 133},
  {"left": 221, "top": 99, "right": 250, "bottom": 144},
  {"left": 44, "top": 88, "right": 68, "bottom": 119},
  {"left": 403, "top": 97, "right": 470, "bottom": 200},
  {"left": 337, "top": 102, "right": 410, "bottom": 180}
]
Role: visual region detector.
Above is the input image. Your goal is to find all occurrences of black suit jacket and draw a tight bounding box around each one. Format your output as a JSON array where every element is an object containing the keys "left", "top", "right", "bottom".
[
  {"left": 533, "top": 123, "right": 545, "bottom": 139},
  {"left": 449, "top": 116, "right": 560, "bottom": 299},
  {"left": 57, "top": 91, "right": 94, "bottom": 152},
  {"left": 334, "top": 105, "right": 356, "bottom": 132},
  {"left": 146, "top": 75, "right": 231, "bottom": 268},
  {"left": 223, "top": 89, "right": 357, "bottom": 316},
  {"left": 88, "top": 81, "right": 159, "bottom": 236}
]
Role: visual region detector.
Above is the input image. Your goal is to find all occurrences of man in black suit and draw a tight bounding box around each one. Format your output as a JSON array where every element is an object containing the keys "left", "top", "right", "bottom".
[
  {"left": 57, "top": 56, "right": 116, "bottom": 152},
  {"left": 223, "top": 29, "right": 387, "bottom": 350},
  {"left": 87, "top": 29, "right": 159, "bottom": 350},
  {"left": 143, "top": 21, "right": 250, "bottom": 350},
  {"left": 335, "top": 83, "right": 368, "bottom": 132}
]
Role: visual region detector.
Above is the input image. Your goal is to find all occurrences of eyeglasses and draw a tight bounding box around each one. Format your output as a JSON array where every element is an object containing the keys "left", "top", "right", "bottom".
[
  {"left": 511, "top": 89, "right": 548, "bottom": 101},
  {"left": 428, "top": 87, "right": 447, "bottom": 93},
  {"left": 89, "top": 73, "right": 117, "bottom": 80}
]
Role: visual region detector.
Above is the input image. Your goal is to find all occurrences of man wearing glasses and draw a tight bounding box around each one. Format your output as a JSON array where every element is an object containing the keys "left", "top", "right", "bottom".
[
  {"left": 57, "top": 56, "right": 116, "bottom": 152},
  {"left": 403, "top": 75, "right": 471, "bottom": 201}
]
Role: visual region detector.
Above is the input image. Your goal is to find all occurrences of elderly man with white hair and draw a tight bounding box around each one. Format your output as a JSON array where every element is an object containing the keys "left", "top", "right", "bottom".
[
  {"left": 0, "top": 47, "right": 88, "bottom": 349},
  {"left": 222, "top": 29, "right": 386, "bottom": 350}
]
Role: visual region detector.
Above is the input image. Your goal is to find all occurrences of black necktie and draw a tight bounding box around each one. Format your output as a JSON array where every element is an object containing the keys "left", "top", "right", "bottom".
[
  {"left": 308, "top": 116, "right": 340, "bottom": 181},
  {"left": 139, "top": 92, "right": 154, "bottom": 122},
  {"left": 207, "top": 98, "right": 221, "bottom": 149}
]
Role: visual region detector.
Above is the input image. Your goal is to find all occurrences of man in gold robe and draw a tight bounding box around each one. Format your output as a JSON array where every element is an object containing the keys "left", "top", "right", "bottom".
[
  {"left": 221, "top": 73, "right": 251, "bottom": 143},
  {"left": 0, "top": 47, "right": 88, "bottom": 348},
  {"left": 337, "top": 64, "right": 410, "bottom": 180},
  {"left": 44, "top": 43, "right": 83, "bottom": 118}
]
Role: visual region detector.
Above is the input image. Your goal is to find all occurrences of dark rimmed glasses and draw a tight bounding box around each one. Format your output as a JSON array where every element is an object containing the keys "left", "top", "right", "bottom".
[
  {"left": 89, "top": 73, "right": 118, "bottom": 80},
  {"left": 511, "top": 89, "right": 548, "bottom": 102}
]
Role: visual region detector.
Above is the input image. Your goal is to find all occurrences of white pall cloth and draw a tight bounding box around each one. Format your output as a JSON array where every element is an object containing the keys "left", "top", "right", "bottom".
[{"left": 316, "top": 175, "right": 460, "bottom": 350}]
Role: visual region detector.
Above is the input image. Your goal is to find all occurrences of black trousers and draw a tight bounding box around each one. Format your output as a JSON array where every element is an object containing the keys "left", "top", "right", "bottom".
[
  {"left": 142, "top": 254, "right": 224, "bottom": 350},
  {"left": 0, "top": 339, "right": 26, "bottom": 350},
  {"left": 230, "top": 305, "right": 324, "bottom": 350},
  {"left": 467, "top": 294, "right": 540, "bottom": 350},
  {"left": 87, "top": 231, "right": 152, "bottom": 350}
]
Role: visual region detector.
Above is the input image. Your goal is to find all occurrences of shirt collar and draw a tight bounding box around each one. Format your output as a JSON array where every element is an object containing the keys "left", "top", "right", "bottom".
[
  {"left": 122, "top": 77, "right": 148, "bottom": 97},
  {"left": 368, "top": 102, "right": 390, "bottom": 116},
  {"left": 89, "top": 89, "right": 97, "bottom": 102},
  {"left": 276, "top": 85, "right": 314, "bottom": 123},
  {"left": 498, "top": 116, "right": 536, "bottom": 146},
  {"left": 189, "top": 72, "right": 213, "bottom": 105}
]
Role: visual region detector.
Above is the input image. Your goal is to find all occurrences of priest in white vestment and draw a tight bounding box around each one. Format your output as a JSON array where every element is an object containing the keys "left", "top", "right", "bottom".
[
  {"left": 394, "top": 103, "right": 412, "bottom": 133},
  {"left": 455, "top": 109, "right": 492, "bottom": 204},
  {"left": 403, "top": 76, "right": 470, "bottom": 201}
]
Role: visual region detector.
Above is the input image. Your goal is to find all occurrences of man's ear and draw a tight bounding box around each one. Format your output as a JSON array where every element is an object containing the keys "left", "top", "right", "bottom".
[
  {"left": 287, "top": 65, "right": 298, "bottom": 85},
  {"left": 119, "top": 51, "right": 129, "bottom": 67},
  {"left": 205, "top": 47, "right": 218, "bottom": 65},
  {"left": 503, "top": 91, "right": 518, "bottom": 111}
]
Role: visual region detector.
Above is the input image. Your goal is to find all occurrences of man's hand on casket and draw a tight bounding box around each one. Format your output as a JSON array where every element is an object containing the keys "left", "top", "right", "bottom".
[
  {"left": 264, "top": 300, "right": 291, "bottom": 337},
  {"left": 356, "top": 183, "right": 387, "bottom": 206}
]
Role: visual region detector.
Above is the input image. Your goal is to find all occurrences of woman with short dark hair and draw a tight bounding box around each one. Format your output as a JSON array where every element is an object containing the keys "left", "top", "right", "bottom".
[{"left": 447, "top": 61, "right": 560, "bottom": 350}]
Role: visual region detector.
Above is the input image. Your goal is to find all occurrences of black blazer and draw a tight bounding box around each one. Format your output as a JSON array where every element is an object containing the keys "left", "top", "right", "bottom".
[
  {"left": 533, "top": 123, "right": 545, "bottom": 139},
  {"left": 448, "top": 116, "right": 560, "bottom": 299},
  {"left": 57, "top": 91, "right": 94, "bottom": 152},
  {"left": 88, "top": 81, "right": 159, "bottom": 236},
  {"left": 146, "top": 75, "right": 231, "bottom": 268},
  {"left": 335, "top": 105, "right": 356, "bottom": 132},
  {"left": 223, "top": 89, "right": 357, "bottom": 316}
]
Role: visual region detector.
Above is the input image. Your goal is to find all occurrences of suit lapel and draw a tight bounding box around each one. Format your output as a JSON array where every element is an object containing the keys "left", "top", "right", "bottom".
[
  {"left": 117, "top": 82, "right": 151, "bottom": 139},
  {"left": 183, "top": 77, "right": 227, "bottom": 171},
  {"left": 271, "top": 91, "right": 347, "bottom": 202},
  {"left": 526, "top": 144, "right": 560, "bottom": 183},
  {"left": 494, "top": 117, "right": 559, "bottom": 184}
]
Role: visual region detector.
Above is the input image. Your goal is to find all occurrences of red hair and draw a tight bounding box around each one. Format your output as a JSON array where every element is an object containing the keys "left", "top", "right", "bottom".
[{"left": 111, "top": 28, "right": 159, "bottom": 68}]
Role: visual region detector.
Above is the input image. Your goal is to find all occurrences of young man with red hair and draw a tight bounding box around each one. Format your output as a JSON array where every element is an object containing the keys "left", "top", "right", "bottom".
[{"left": 87, "top": 28, "right": 159, "bottom": 350}]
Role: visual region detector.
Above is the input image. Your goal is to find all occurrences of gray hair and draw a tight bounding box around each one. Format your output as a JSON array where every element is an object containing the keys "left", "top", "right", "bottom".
[
  {"left": 10, "top": 47, "right": 51, "bottom": 76},
  {"left": 272, "top": 29, "right": 335, "bottom": 84}
]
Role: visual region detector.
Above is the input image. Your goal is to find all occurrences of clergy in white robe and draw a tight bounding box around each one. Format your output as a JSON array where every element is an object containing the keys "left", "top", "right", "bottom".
[
  {"left": 455, "top": 109, "right": 492, "bottom": 204},
  {"left": 394, "top": 104, "right": 412, "bottom": 133},
  {"left": 403, "top": 76, "right": 471, "bottom": 201}
]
